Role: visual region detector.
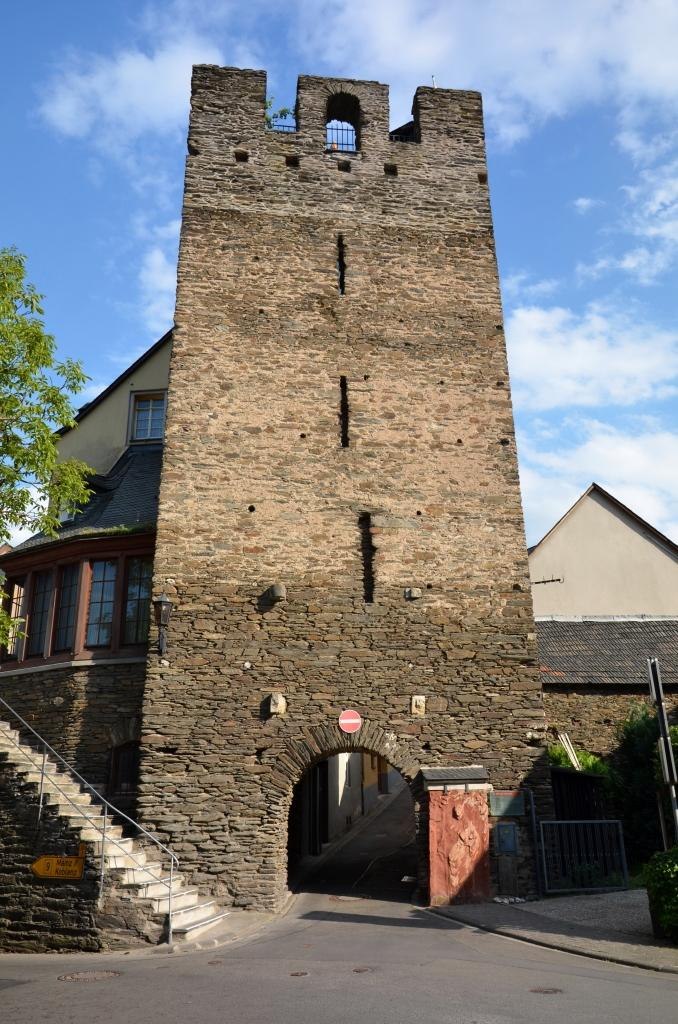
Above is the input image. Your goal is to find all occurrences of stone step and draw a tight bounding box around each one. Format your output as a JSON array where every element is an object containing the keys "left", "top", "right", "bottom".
[
  {"left": 129, "top": 874, "right": 185, "bottom": 898},
  {"left": 172, "top": 911, "right": 230, "bottom": 942},
  {"left": 149, "top": 888, "right": 200, "bottom": 914},
  {"left": 169, "top": 900, "right": 219, "bottom": 928},
  {"left": 79, "top": 823, "right": 124, "bottom": 841},
  {"left": 45, "top": 791, "right": 93, "bottom": 809}
]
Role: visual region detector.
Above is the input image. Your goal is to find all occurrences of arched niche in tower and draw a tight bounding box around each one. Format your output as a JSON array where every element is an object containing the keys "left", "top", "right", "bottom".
[{"left": 325, "top": 92, "right": 361, "bottom": 152}]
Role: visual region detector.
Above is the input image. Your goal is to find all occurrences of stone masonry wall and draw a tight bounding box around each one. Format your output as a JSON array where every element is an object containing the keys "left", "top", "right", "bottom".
[
  {"left": 0, "top": 662, "right": 145, "bottom": 791},
  {"left": 0, "top": 757, "right": 101, "bottom": 952},
  {"left": 544, "top": 687, "right": 678, "bottom": 756},
  {"left": 137, "top": 67, "right": 550, "bottom": 910}
]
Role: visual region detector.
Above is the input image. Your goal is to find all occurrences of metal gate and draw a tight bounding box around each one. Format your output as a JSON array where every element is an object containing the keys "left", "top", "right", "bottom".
[{"left": 540, "top": 820, "right": 629, "bottom": 893}]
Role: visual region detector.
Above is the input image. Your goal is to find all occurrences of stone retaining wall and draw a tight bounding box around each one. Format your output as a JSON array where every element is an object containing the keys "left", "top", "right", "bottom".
[
  {"left": 0, "top": 661, "right": 145, "bottom": 790},
  {"left": 0, "top": 757, "right": 101, "bottom": 952},
  {"left": 544, "top": 688, "right": 678, "bottom": 755}
]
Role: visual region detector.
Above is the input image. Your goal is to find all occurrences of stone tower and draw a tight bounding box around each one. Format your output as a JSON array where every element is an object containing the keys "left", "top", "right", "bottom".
[{"left": 137, "top": 67, "right": 549, "bottom": 910}]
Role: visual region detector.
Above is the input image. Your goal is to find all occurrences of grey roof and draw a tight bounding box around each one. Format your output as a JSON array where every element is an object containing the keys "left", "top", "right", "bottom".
[
  {"left": 420, "top": 765, "right": 488, "bottom": 783},
  {"left": 6, "top": 445, "right": 162, "bottom": 555},
  {"left": 537, "top": 619, "right": 678, "bottom": 688}
]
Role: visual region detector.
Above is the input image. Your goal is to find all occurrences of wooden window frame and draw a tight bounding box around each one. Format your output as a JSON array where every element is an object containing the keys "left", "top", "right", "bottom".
[
  {"left": 128, "top": 391, "right": 166, "bottom": 444},
  {"left": 0, "top": 534, "right": 154, "bottom": 670}
]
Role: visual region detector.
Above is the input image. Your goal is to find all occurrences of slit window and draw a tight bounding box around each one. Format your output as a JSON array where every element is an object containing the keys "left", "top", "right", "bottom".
[
  {"left": 337, "top": 235, "right": 346, "bottom": 295},
  {"left": 325, "top": 93, "right": 360, "bottom": 152},
  {"left": 358, "top": 512, "right": 376, "bottom": 603},
  {"left": 86, "top": 560, "right": 118, "bottom": 648},
  {"left": 53, "top": 564, "right": 80, "bottom": 653},
  {"left": 339, "top": 376, "right": 350, "bottom": 447}
]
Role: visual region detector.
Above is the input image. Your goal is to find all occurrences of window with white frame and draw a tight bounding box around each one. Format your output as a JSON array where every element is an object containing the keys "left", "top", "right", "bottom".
[{"left": 131, "top": 393, "right": 165, "bottom": 441}]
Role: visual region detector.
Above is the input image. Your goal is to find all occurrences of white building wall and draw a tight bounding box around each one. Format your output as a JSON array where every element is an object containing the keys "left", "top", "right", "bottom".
[{"left": 529, "top": 490, "right": 678, "bottom": 617}]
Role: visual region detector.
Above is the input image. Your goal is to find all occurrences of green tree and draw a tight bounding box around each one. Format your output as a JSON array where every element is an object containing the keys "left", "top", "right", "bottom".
[{"left": 0, "top": 247, "right": 91, "bottom": 642}]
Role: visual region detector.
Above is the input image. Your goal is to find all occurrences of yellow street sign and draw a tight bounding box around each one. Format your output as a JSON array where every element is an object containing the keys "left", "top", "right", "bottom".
[{"left": 31, "top": 853, "right": 85, "bottom": 880}]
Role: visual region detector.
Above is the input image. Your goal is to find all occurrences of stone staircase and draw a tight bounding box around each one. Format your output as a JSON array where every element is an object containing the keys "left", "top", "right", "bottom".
[{"left": 0, "top": 719, "right": 229, "bottom": 946}]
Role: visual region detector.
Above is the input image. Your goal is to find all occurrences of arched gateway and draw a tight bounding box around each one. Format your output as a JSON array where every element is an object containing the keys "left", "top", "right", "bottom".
[{"left": 136, "top": 66, "right": 551, "bottom": 913}]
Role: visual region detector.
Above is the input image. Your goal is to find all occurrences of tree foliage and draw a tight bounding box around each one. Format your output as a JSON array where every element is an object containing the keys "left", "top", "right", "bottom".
[
  {"left": 608, "top": 702, "right": 663, "bottom": 867},
  {"left": 0, "top": 247, "right": 91, "bottom": 640}
]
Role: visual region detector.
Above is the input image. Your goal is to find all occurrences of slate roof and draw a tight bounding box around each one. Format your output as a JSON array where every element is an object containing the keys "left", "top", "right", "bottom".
[
  {"left": 537, "top": 618, "right": 678, "bottom": 688},
  {"left": 5, "top": 444, "right": 162, "bottom": 556}
]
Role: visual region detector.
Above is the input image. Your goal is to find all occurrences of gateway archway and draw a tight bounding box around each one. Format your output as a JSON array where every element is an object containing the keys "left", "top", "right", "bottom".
[{"left": 288, "top": 751, "right": 418, "bottom": 900}]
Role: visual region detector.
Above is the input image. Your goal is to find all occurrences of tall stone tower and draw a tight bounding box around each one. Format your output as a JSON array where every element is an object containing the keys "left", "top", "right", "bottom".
[{"left": 137, "top": 67, "right": 549, "bottom": 910}]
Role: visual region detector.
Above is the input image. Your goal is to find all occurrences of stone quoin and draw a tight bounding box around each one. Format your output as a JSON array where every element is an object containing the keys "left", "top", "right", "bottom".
[{"left": 133, "top": 65, "right": 551, "bottom": 911}]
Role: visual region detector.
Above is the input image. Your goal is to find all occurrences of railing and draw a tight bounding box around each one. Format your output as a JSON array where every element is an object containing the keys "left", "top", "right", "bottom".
[
  {"left": 269, "top": 115, "right": 296, "bottom": 133},
  {"left": 326, "top": 122, "right": 357, "bottom": 153},
  {"left": 540, "top": 819, "right": 628, "bottom": 893},
  {"left": 0, "top": 695, "right": 178, "bottom": 945},
  {"left": 389, "top": 123, "right": 421, "bottom": 144}
]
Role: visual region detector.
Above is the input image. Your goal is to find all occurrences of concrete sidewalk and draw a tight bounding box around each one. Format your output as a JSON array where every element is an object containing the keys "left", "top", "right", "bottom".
[{"left": 433, "top": 889, "right": 678, "bottom": 974}]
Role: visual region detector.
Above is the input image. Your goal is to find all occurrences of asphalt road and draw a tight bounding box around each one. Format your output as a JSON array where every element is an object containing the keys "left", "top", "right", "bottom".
[
  {"left": 2, "top": 893, "right": 678, "bottom": 1024},
  {"left": 2, "top": 796, "right": 677, "bottom": 1024}
]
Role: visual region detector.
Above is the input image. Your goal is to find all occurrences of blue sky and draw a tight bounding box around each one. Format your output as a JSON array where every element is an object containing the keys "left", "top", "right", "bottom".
[{"left": 4, "top": 1, "right": 678, "bottom": 544}]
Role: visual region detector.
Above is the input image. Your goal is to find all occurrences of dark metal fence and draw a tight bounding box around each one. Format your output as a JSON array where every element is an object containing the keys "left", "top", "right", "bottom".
[
  {"left": 270, "top": 115, "right": 296, "bottom": 133},
  {"left": 540, "top": 820, "right": 628, "bottom": 893},
  {"left": 389, "top": 122, "right": 421, "bottom": 143},
  {"left": 551, "top": 767, "right": 609, "bottom": 820},
  {"left": 326, "top": 120, "right": 357, "bottom": 152}
]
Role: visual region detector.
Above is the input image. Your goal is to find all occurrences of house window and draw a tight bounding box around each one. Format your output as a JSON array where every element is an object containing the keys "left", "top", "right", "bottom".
[
  {"left": 108, "top": 741, "right": 140, "bottom": 800},
  {"left": 5, "top": 579, "right": 25, "bottom": 658},
  {"left": 86, "top": 560, "right": 118, "bottom": 648},
  {"left": 53, "top": 564, "right": 80, "bottom": 653},
  {"left": 131, "top": 393, "right": 165, "bottom": 441},
  {"left": 27, "top": 572, "right": 53, "bottom": 657},
  {"left": 123, "top": 558, "right": 152, "bottom": 644}
]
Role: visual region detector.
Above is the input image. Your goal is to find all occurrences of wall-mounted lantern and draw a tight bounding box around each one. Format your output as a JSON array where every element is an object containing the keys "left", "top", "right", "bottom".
[{"left": 153, "top": 593, "right": 173, "bottom": 657}]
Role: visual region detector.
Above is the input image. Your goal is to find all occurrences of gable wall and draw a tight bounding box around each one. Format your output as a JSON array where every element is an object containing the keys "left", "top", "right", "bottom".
[
  {"left": 530, "top": 491, "right": 678, "bottom": 616},
  {"left": 58, "top": 342, "right": 171, "bottom": 474}
]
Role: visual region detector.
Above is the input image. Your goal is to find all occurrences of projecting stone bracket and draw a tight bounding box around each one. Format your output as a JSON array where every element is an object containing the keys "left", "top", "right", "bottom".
[{"left": 267, "top": 692, "right": 287, "bottom": 716}]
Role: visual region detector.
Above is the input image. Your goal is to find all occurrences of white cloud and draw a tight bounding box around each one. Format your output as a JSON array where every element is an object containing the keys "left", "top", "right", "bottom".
[
  {"left": 295, "top": 0, "right": 678, "bottom": 142},
  {"left": 40, "top": 35, "right": 223, "bottom": 151},
  {"left": 139, "top": 245, "right": 178, "bottom": 334},
  {"left": 522, "top": 422, "right": 678, "bottom": 544},
  {"left": 503, "top": 272, "right": 559, "bottom": 302},
  {"left": 572, "top": 197, "right": 604, "bottom": 215},
  {"left": 507, "top": 302, "right": 678, "bottom": 411}
]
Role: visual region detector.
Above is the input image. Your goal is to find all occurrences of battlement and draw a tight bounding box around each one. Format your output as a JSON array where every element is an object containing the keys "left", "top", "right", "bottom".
[
  {"left": 184, "top": 66, "right": 490, "bottom": 226},
  {"left": 188, "top": 65, "right": 486, "bottom": 162}
]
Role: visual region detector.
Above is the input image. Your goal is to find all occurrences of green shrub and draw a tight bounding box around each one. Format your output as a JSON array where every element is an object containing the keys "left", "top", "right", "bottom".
[
  {"left": 547, "top": 743, "right": 610, "bottom": 778},
  {"left": 644, "top": 847, "right": 678, "bottom": 942},
  {"left": 609, "top": 704, "right": 662, "bottom": 866}
]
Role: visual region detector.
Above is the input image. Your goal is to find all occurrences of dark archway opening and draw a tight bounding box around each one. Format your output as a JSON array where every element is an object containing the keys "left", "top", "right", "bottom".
[
  {"left": 325, "top": 92, "right": 361, "bottom": 152},
  {"left": 288, "top": 751, "right": 418, "bottom": 902}
]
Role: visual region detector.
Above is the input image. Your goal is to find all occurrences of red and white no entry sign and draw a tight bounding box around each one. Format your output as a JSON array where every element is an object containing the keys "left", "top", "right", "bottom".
[{"left": 338, "top": 709, "right": 362, "bottom": 734}]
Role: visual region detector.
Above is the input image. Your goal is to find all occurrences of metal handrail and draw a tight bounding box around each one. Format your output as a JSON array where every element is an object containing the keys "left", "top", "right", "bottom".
[{"left": 0, "top": 695, "right": 178, "bottom": 945}]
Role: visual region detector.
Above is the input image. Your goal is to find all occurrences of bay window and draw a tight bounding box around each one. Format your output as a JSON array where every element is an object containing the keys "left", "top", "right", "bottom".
[
  {"left": 86, "top": 560, "right": 118, "bottom": 648},
  {"left": 27, "top": 572, "right": 53, "bottom": 657},
  {"left": 53, "top": 564, "right": 80, "bottom": 652},
  {"left": 1, "top": 548, "right": 154, "bottom": 667}
]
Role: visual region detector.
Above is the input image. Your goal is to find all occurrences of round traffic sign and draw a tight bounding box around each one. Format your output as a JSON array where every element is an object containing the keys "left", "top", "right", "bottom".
[{"left": 338, "top": 709, "right": 362, "bottom": 734}]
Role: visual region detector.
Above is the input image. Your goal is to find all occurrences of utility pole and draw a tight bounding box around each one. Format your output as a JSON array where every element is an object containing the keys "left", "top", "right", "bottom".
[{"left": 647, "top": 657, "right": 678, "bottom": 844}]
